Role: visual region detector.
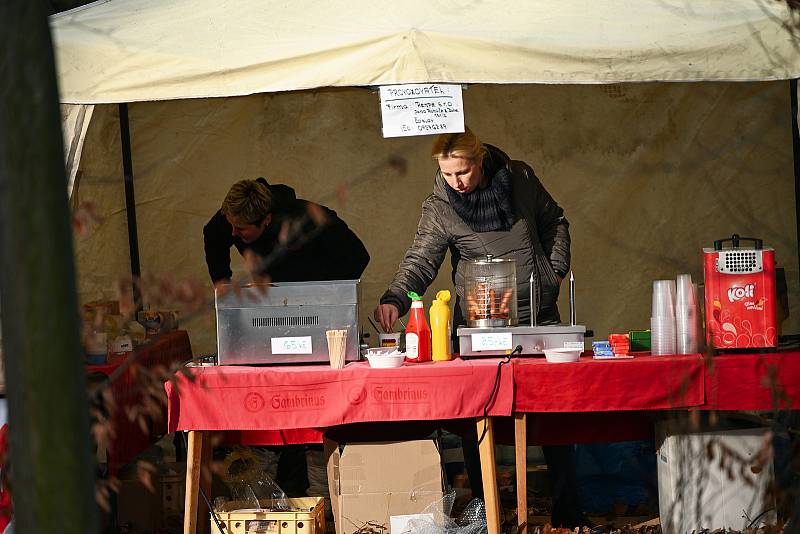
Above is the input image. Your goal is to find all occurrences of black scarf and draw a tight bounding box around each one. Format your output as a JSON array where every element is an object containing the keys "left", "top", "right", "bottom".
[{"left": 445, "top": 152, "right": 517, "bottom": 232}]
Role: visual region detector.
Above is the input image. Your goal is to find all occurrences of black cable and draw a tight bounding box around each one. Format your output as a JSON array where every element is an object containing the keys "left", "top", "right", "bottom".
[
  {"left": 746, "top": 507, "right": 773, "bottom": 529},
  {"left": 477, "top": 345, "right": 523, "bottom": 445},
  {"left": 180, "top": 431, "right": 226, "bottom": 533}
]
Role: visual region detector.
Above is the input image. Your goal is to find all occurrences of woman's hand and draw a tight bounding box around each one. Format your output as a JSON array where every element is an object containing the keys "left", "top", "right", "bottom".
[{"left": 373, "top": 303, "right": 400, "bottom": 333}]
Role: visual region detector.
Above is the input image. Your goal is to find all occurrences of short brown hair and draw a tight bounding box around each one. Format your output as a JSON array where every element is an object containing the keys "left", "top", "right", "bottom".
[
  {"left": 221, "top": 179, "right": 272, "bottom": 224},
  {"left": 430, "top": 126, "right": 486, "bottom": 161}
]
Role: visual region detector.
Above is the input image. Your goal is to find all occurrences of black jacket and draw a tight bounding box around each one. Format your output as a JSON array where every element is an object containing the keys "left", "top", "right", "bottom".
[{"left": 203, "top": 179, "right": 370, "bottom": 283}]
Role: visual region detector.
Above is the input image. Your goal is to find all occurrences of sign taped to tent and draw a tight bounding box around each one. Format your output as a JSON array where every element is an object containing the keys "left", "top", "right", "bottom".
[{"left": 379, "top": 84, "right": 464, "bottom": 138}]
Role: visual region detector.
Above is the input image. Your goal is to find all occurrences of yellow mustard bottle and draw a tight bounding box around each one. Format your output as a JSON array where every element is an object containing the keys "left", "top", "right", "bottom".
[{"left": 430, "top": 290, "right": 453, "bottom": 361}]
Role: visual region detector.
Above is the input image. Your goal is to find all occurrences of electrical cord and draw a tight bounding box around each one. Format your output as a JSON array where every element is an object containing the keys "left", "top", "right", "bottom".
[
  {"left": 477, "top": 345, "right": 523, "bottom": 445},
  {"left": 180, "top": 431, "right": 226, "bottom": 533},
  {"left": 746, "top": 507, "right": 774, "bottom": 529}
]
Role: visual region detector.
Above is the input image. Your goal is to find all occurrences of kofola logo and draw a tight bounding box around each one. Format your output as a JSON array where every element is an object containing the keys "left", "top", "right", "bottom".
[
  {"left": 728, "top": 283, "right": 755, "bottom": 303},
  {"left": 372, "top": 383, "right": 429, "bottom": 403},
  {"left": 270, "top": 391, "right": 325, "bottom": 410}
]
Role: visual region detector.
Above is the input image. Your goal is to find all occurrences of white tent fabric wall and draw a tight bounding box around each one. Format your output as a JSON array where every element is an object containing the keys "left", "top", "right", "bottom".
[
  {"left": 61, "top": 104, "right": 94, "bottom": 197},
  {"left": 51, "top": 0, "right": 800, "bottom": 104},
  {"left": 70, "top": 82, "right": 799, "bottom": 356},
  {"left": 51, "top": 0, "right": 800, "bottom": 355}
]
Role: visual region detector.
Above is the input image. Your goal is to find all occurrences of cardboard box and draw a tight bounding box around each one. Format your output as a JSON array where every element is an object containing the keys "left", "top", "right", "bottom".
[
  {"left": 117, "top": 478, "right": 161, "bottom": 534},
  {"left": 160, "top": 462, "right": 186, "bottom": 521},
  {"left": 327, "top": 440, "right": 445, "bottom": 534},
  {"left": 656, "top": 422, "right": 776, "bottom": 534}
]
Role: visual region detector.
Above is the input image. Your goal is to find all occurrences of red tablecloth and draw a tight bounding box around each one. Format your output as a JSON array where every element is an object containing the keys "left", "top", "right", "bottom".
[
  {"left": 703, "top": 351, "right": 800, "bottom": 410},
  {"left": 513, "top": 351, "right": 800, "bottom": 445},
  {"left": 165, "top": 350, "right": 800, "bottom": 446},
  {"left": 87, "top": 330, "right": 193, "bottom": 474},
  {"left": 512, "top": 353, "right": 705, "bottom": 412},
  {"left": 167, "top": 358, "right": 514, "bottom": 433}
]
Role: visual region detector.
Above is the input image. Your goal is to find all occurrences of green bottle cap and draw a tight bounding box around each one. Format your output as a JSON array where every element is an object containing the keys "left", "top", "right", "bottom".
[{"left": 407, "top": 291, "right": 422, "bottom": 301}]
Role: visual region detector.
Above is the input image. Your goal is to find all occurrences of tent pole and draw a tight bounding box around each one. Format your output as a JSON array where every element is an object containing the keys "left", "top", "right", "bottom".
[
  {"left": 792, "top": 79, "right": 800, "bottom": 291},
  {"left": 118, "top": 103, "right": 142, "bottom": 306}
]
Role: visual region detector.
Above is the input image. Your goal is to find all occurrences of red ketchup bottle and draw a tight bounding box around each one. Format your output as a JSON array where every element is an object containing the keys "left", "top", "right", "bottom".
[{"left": 405, "top": 291, "right": 431, "bottom": 363}]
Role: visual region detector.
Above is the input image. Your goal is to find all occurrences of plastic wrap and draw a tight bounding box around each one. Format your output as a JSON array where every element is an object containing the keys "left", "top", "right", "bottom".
[{"left": 405, "top": 491, "right": 487, "bottom": 534}]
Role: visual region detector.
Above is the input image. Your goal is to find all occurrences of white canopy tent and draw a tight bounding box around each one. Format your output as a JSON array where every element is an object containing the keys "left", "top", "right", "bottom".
[
  {"left": 51, "top": 0, "right": 800, "bottom": 354},
  {"left": 53, "top": 0, "right": 800, "bottom": 102}
]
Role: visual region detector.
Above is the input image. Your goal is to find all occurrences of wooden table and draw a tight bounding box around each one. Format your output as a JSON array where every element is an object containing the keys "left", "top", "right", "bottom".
[
  {"left": 169, "top": 350, "right": 800, "bottom": 534},
  {"left": 506, "top": 350, "right": 800, "bottom": 533},
  {"left": 87, "top": 329, "right": 193, "bottom": 474}
]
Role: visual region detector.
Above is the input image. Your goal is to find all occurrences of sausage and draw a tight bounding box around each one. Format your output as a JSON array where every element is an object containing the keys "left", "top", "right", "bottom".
[{"left": 499, "top": 288, "right": 513, "bottom": 316}]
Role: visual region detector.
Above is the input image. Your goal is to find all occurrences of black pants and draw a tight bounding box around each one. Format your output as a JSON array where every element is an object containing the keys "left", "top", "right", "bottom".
[
  {"left": 462, "top": 438, "right": 582, "bottom": 528},
  {"left": 273, "top": 444, "right": 310, "bottom": 497}
]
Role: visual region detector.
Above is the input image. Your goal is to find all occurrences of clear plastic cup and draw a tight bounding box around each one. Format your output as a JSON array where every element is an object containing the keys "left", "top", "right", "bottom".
[
  {"left": 652, "top": 280, "right": 677, "bottom": 318},
  {"left": 676, "top": 274, "right": 695, "bottom": 309},
  {"left": 676, "top": 307, "right": 697, "bottom": 332},
  {"left": 651, "top": 316, "right": 676, "bottom": 355}
]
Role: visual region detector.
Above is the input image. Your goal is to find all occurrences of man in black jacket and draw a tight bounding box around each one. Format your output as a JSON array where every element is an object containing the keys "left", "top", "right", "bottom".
[
  {"left": 203, "top": 177, "right": 370, "bottom": 496},
  {"left": 204, "top": 177, "right": 370, "bottom": 287}
]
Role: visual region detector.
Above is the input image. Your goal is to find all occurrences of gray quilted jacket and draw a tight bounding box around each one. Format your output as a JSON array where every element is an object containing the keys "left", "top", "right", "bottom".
[{"left": 380, "top": 145, "right": 570, "bottom": 326}]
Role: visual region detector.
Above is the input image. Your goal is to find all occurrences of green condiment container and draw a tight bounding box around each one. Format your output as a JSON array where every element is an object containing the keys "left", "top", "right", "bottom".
[{"left": 628, "top": 329, "right": 651, "bottom": 351}]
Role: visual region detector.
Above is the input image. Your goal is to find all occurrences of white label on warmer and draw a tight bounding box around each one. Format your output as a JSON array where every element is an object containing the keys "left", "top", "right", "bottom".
[
  {"left": 472, "top": 332, "right": 513, "bottom": 351},
  {"left": 563, "top": 341, "right": 585, "bottom": 349},
  {"left": 271, "top": 336, "right": 313, "bottom": 354},
  {"left": 406, "top": 333, "right": 419, "bottom": 358}
]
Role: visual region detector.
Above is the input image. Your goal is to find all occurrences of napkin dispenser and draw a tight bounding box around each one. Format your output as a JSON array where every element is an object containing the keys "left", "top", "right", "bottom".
[{"left": 215, "top": 280, "right": 361, "bottom": 365}]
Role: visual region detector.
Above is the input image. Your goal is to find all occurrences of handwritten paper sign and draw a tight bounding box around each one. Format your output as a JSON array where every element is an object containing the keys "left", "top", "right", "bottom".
[
  {"left": 379, "top": 84, "right": 464, "bottom": 138},
  {"left": 471, "top": 332, "right": 513, "bottom": 352},
  {"left": 271, "top": 336, "right": 313, "bottom": 355}
]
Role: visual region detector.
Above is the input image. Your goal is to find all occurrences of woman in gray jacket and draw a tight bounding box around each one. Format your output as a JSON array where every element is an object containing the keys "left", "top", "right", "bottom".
[
  {"left": 374, "top": 127, "right": 570, "bottom": 331},
  {"left": 373, "top": 127, "right": 587, "bottom": 528}
]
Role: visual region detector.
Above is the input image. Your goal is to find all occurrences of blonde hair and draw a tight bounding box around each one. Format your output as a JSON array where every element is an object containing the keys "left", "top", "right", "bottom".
[
  {"left": 430, "top": 126, "right": 486, "bottom": 161},
  {"left": 221, "top": 179, "right": 273, "bottom": 224}
]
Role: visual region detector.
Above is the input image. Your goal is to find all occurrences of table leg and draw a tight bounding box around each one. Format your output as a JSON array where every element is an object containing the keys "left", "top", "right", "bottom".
[
  {"left": 514, "top": 413, "right": 528, "bottom": 534},
  {"left": 477, "top": 417, "right": 501, "bottom": 534},
  {"left": 183, "top": 430, "right": 211, "bottom": 534},
  {"left": 323, "top": 436, "right": 341, "bottom": 534}
]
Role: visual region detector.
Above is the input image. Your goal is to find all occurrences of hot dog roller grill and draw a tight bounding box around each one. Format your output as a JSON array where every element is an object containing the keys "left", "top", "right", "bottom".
[
  {"left": 215, "top": 279, "right": 361, "bottom": 365},
  {"left": 457, "top": 257, "right": 586, "bottom": 357}
]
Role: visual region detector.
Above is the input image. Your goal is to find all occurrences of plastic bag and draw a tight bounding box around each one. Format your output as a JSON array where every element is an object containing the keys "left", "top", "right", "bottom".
[
  {"left": 218, "top": 446, "right": 292, "bottom": 511},
  {"left": 404, "top": 491, "right": 487, "bottom": 534}
]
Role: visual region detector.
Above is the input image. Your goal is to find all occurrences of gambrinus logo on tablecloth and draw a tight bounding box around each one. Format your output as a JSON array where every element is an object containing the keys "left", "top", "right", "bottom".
[
  {"left": 348, "top": 386, "right": 367, "bottom": 405},
  {"left": 372, "top": 384, "right": 429, "bottom": 403},
  {"left": 244, "top": 392, "right": 266, "bottom": 412},
  {"left": 270, "top": 391, "right": 325, "bottom": 410}
]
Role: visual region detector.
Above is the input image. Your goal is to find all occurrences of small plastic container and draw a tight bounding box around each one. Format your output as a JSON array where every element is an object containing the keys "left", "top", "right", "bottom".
[
  {"left": 543, "top": 347, "right": 582, "bottom": 363},
  {"left": 628, "top": 329, "right": 651, "bottom": 351}
]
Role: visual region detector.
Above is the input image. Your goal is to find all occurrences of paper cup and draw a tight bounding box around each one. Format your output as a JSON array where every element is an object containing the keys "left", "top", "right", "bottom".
[
  {"left": 326, "top": 329, "right": 347, "bottom": 369},
  {"left": 378, "top": 332, "right": 401, "bottom": 348}
]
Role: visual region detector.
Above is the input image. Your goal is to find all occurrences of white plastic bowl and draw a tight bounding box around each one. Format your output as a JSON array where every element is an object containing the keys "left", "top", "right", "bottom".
[
  {"left": 363, "top": 347, "right": 396, "bottom": 356},
  {"left": 364, "top": 349, "right": 406, "bottom": 368},
  {"left": 543, "top": 347, "right": 582, "bottom": 363}
]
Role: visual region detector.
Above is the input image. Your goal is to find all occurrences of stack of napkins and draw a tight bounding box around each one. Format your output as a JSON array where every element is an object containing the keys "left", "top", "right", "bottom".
[
  {"left": 592, "top": 340, "right": 614, "bottom": 358},
  {"left": 592, "top": 338, "right": 634, "bottom": 359},
  {"left": 608, "top": 334, "right": 630, "bottom": 355}
]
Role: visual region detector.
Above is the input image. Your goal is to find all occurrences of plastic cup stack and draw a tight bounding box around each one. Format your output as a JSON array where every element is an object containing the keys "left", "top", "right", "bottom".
[
  {"left": 675, "top": 274, "right": 700, "bottom": 354},
  {"left": 651, "top": 279, "right": 676, "bottom": 355},
  {"left": 326, "top": 329, "right": 347, "bottom": 369}
]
